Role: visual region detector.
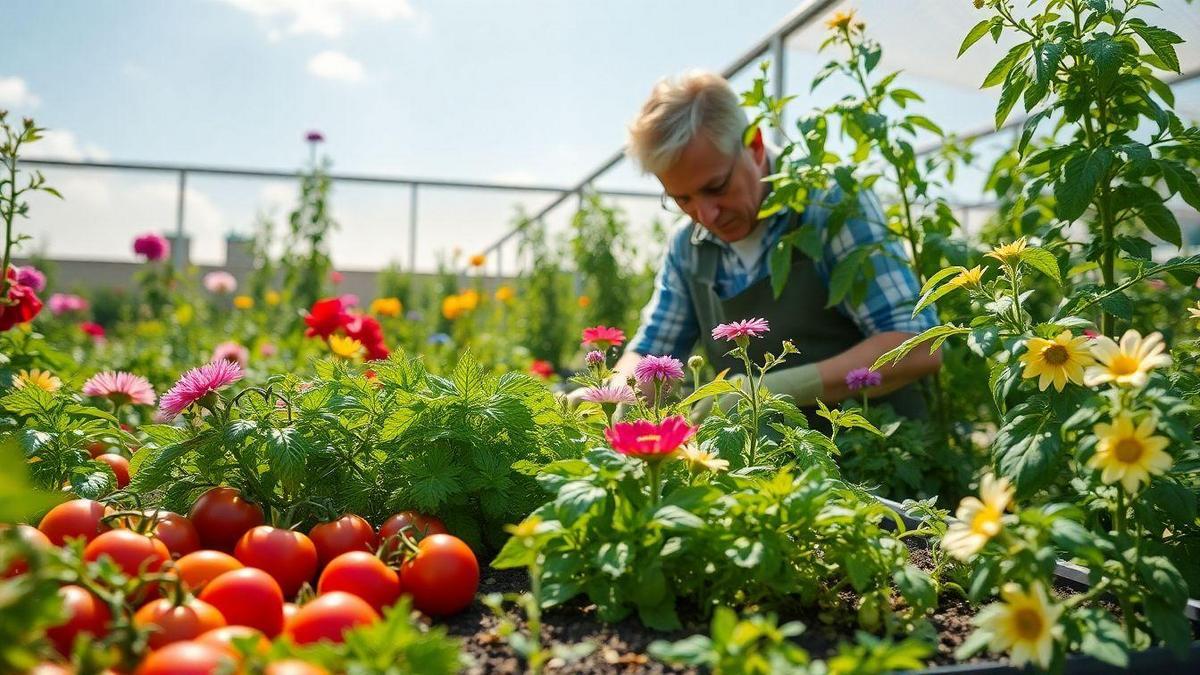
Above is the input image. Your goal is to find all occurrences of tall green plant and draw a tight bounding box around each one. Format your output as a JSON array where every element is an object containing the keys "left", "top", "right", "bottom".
[
  {"left": 570, "top": 192, "right": 639, "bottom": 332},
  {"left": 281, "top": 156, "right": 337, "bottom": 311},
  {"left": 517, "top": 212, "right": 572, "bottom": 366}
]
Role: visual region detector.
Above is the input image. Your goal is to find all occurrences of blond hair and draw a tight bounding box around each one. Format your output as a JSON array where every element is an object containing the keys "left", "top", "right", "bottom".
[{"left": 626, "top": 70, "right": 747, "bottom": 175}]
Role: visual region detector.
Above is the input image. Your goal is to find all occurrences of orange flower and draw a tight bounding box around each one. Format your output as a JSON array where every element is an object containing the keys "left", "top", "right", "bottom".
[
  {"left": 577, "top": 295, "right": 591, "bottom": 309},
  {"left": 494, "top": 285, "right": 515, "bottom": 303},
  {"left": 469, "top": 253, "right": 486, "bottom": 268}
]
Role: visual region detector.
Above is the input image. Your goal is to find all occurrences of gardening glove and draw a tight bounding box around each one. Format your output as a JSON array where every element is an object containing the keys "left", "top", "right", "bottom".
[{"left": 688, "top": 363, "right": 824, "bottom": 422}]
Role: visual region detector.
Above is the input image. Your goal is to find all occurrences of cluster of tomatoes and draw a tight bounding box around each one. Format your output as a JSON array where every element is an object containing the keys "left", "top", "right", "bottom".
[{"left": 12, "top": 486, "right": 480, "bottom": 673}]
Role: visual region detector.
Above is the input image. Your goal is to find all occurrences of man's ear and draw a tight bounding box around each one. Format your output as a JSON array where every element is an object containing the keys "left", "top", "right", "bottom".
[{"left": 748, "top": 126, "right": 765, "bottom": 164}]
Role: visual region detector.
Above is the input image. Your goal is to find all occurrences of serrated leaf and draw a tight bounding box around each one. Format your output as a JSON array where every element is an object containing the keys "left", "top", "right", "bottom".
[
  {"left": 993, "top": 404, "right": 1061, "bottom": 497},
  {"left": 826, "top": 246, "right": 873, "bottom": 308},
  {"left": 1054, "top": 148, "right": 1112, "bottom": 221},
  {"left": 1137, "top": 201, "right": 1181, "bottom": 247},
  {"left": 265, "top": 427, "right": 309, "bottom": 490},
  {"left": 1158, "top": 159, "right": 1200, "bottom": 212},
  {"left": 1130, "top": 23, "right": 1182, "bottom": 73},
  {"left": 1019, "top": 248, "right": 1061, "bottom": 284}
]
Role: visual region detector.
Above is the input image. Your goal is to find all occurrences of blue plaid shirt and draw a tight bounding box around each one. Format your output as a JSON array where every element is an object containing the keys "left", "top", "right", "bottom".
[{"left": 628, "top": 188, "right": 938, "bottom": 360}]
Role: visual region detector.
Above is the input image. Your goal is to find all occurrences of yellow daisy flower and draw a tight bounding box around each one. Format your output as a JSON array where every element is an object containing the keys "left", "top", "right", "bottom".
[
  {"left": 1089, "top": 411, "right": 1172, "bottom": 493},
  {"left": 265, "top": 290, "right": 281, "bottom": 306},
  {"left": 328, "top": 335, "right": 364, "bottom": 360},
  {"left": 370, "top": 297, "right": 402, "bottom": 318},
  {"left": 13, "top": 369, "right": 62, "bottom": 393},
  {"left": 494, "top": 285, "right": 515, "bottom": 303},
  {"left": 678, "top": 443, "right": 730, "bottom": 474},
  {"left": 947, "top": 265, "right": 986, "bottom": 289},
  {"left": 977, "top": 583, "right": 1064, "bottom": 670},
  {"left": 1018, "top": 331, "right": 1095, "bottom": 392},
  {"left": 825, "top": 9, "right": 856, "bottom": 30},
  {"left": 458, "top": 289, "right": 480, "bottom": 311},
  {"left": 942, "top": 473, "right": 1012, "bottom": 561},
  {"left": 985, "top": 237, "right": 1028, "bottom": 264},
  {"left": 233, "top": 295, "right": 254, "bottom": 310},
  {"left": 1083, "top": 329, "right": 1172, "bottom": 388}
]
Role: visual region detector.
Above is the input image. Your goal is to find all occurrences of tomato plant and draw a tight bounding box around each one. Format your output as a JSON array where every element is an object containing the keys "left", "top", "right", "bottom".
[
  {"left": 2, "top": 524, "right": 50, "bottom": 577},
  {"left": 283, "top": 591, "right": 379, "bottom": 645},
  {"left": 133, "top": 597, "right": 226, "bottom": 649},
  {"left": 45, "top": 584, "right": 110, "bottom": 657},
  {"left": 399, "top": 534, "right": 478, "bottom": 616},
  {"left": 308, "top": 514, "right": 376, "bottom": 568},
  {"left": 317, "top": 551, "right": 401, "bottom": 612},
  {"left": 197, "top": 567, "right": 285, "bottom": 637},
  {"left": 38, "top": 499, "right": 110, "bottom": 546},
  {"left": 378, "top": 510, "right": 445, "bottom": 557},
  {"left": 117, "top": 509, "right": 201, "bottom": 559},
  {"left": 233, "top": 525, "right": 318, "bottom": 598},
  {"left": 188, "top": 487, "right": 264, "bottom": 552}
]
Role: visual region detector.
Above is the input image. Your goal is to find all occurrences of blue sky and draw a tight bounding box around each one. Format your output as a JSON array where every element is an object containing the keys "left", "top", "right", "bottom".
[{"left": 4, "top": 0, "right": 1197, "bottom": 270}]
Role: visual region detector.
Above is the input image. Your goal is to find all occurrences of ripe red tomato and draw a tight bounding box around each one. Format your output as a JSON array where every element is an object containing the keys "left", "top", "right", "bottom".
[
  {"left": 95, "top": 454, "right": 130, "bottom": 488},
  {"left": 174, "top": 550, "right": 243, "bottom": 592},
  {"left": 3, "top": 524, "right": 51, "bottom": 577},
  {"left": 309, "top": 514, "right": 377, "bottom": 568},
  {"left": 379, "top": 511, "right": 446, "bottom": 543},
  {"left": 133, "top": 597, "right": 226, "bottom": 649},
  {"left": 317, "top": 551, "right": 401, "bottom": 612},
  {"left": 188, "top": 487, "right": 264, "bottom": 552},
  {"left": 133, "top": 640, "right": 237, "bottom": 675},
  {"left": 38, "top": 499, "right": 111, "bottom": 546},
  {"left": 117, "top": 510, "right": 201, "bottom": 558},
  {"left": 265, "top": 660, "right": 330, "bottom": 675},
  {"left": 86, "top": 441, "right": 107, "bottom": 459},
  {"left": 46, "top": 584, "right": 111, "bottom": 656},
  {"left": 198, "top": 568, "right": 285, "bottom": 637},
  {"left": 399, "top": 534, "right": 479, "bottom": 616},
  {"left": 195, "top": 625, "right": 270, "bottom": 657},
  {"left": 234, "top": 526, "right": 317, "bottom": 599},
  {"left": 83, "top": 529, "right": 171, "bottom": 579},
  {"left": 283, "top": 591, "right": 379, "bottom": 645}
]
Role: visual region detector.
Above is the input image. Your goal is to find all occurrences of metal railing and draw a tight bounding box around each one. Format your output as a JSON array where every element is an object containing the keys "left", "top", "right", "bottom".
[{"left": 19, "top": 157, "right": 661, "bottom": 276}]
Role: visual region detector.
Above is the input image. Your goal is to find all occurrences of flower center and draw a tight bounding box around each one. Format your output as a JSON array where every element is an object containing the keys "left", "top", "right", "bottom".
[
  {"left": 1012, "top": 607, "right": 1044, "bottom": 640},
  {"left": 1041, "top": 345, "right": 1069, "bottom": 366},
  {"left": 1113, "top": 438, "right": 1144, "bottom": 464},
  {"left": 1109, "top": 354, "right": 1139, "bottom": 376},
  {"left": 970, "top": 507, "right": 1001, "bottom": 536}
]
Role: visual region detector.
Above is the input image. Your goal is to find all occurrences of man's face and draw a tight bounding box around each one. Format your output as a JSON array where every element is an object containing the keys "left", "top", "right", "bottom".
[{"left": 657, "top": 133, "right": 767, "bottom": 243}]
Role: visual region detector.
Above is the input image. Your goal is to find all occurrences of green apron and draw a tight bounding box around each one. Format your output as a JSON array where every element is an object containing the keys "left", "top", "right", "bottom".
[{"left": 683, "top": 209, "right": 928, "bottom": 423}]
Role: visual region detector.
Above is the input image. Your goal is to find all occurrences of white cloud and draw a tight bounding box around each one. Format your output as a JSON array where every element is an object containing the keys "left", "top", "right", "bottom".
[
  {"left": 217, "top": 0, "right": 417, "bottom": 38},
  {"left": 307, "top": 50, "right": 366, "bottom": 83},
  {"left": 0, "top": 76, "right": 40, "bottom": 109},
  {"left": 26, "top": 130, "right": 110, "bottom": 162}
]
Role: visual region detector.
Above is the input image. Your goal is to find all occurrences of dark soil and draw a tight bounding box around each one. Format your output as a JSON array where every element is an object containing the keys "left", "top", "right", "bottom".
[{"left": 434, "top": 542, "right": 1024, "bottom": 674}]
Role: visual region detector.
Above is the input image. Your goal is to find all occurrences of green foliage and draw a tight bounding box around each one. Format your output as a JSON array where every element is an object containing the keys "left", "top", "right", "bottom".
[
  {"left": 570, "top": 192, "right": 641, "bottom": 332},
  {"left": 515, "top": 212, "right": 574, "bottom": 366}
]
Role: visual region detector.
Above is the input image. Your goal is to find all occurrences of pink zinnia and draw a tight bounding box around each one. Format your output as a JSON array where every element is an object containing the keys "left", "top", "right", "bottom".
[
  {"left": 202, "top": 271, "right": 237, "bottom": 294},
  {"left": 845, "top": 367, "right": 882, "bottom": 392},
  {"left": 82, "top": 371, "right": 156, "bottom": 406},
  {"left": 604, "top": 415, "right": 695, "bottom": 461},
  {"left": 158, "top": 360, "right": 243, "bottom": 421},
  {"left": 49, "top": 293, "right": 88, "bottom": 315},
  {"left": 212, "top": 341, "right": 250, "bottom": 369},
  {"left": 15, "top": 266, "right": 46, "bottom": 293},
  {"left": 132, "top": 233, "right": 170, "bottom": 262},
  {"left": 581, "top": 325, "right": 626, "bottom": 349},
  {"left": 634, "top": 354, "right": 684, "bottom": 384},
  {"left": 712, "top": 318, "right": 770, "bottom": 342},
  {"left": 580, "top": 383, "right": 637, "bottom": 405},
  {"left": 585, "top": 350, "right": 605, "bottom": 367}
]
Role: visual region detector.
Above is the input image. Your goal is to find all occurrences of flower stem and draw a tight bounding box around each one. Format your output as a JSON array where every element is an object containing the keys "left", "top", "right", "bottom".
[
  {"left": 740, "top": 349, "right": 760, "bottom": 466},
  {"left": 1115, "top": 484, "right": 1137, "bottom": 645},
  {"left": 647, "top": 460, "right": 663, "bottom": 508}
]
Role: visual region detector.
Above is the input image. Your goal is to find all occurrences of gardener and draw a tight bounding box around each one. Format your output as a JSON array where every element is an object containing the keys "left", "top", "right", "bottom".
[{"left": 579, "top": 70, "right": 941, "bottom": 420}]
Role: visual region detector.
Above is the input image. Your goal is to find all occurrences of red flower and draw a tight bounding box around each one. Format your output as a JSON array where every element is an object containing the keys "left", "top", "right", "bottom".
[
  {"left": 345, "top": 314, "right": 389, "bottom": 361},
  {"left": 581, "top": 325, "right": 626, "bottom": 350},
  {"left": 304, "top": 298, "right": 351, "bottom": 339},
  {"left": 604, "top": 415, "right": 695, "bottom": 461},
  {"left": 80, "top": 322, "right": 106, "bottom": 339},
  {"left": 0, "top": 268, "right": 43, "bottom": 331},
  {"left": 529, "top": 359, "right": 555, "bottom": 379}
]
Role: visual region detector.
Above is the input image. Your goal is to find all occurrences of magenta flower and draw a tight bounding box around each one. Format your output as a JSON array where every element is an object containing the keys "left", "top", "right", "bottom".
[
  {"left": 82, "top": 371, "right": 156, "bottom": 406},
  {"left": 132, "top": 233, "right": 170, "bottom": 262},
  {"left": 157, "top": 360, "right": 243, "bottom": 421},
  {"left": 580, "top": 383, "right": 637, "bottom": 405},
  {"left": 15, "top": 266, "right": 46, "bottom": 293},
  {"left": 48, "top": 293, "right": 88, "bottom": 315},
  {"left": 202, "top": 271, "right": 237, "bottom": 294},
  {"left": 212, "top": 341, "right": 250, "bottom": 369},
  {"left": 585, "top": 350, "right": 605, "bottom": 367},
  {"left": 604, "top": 415, "right": 695, "bottom": 461},
  {"left": 306, "top": 130, "right": 325, "bottom": 143},
  {"left": 338, "top": 293, "right": 359, "bottom": 308},
  {"left": 712, "top": 318, "right": 770, "bottom": 342},
  {"left": 581, "top": 325, "right": 626, "bottom": 349},
  {"left": 634, "top": 354, "right": 684, "bottom": 384},
  {"left": 845, "top": 367, "right": 882, "bottom": 392}
]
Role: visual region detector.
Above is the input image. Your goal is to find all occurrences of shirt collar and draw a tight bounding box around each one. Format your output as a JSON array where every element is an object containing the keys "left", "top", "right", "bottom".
[{"left": 690, "top": 206, "right": 792, "bottom": 250}]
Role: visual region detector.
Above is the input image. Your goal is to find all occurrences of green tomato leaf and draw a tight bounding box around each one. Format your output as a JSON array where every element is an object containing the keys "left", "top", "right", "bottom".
[
  {"left": 1019, "top": 247, "right": 1061, "bottom": 284},
  {"left": 959, "top": 19, "right": 992, "bottom": 57}
]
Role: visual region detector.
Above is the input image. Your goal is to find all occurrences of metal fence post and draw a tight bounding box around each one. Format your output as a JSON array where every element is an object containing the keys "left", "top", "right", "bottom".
[
  {"left": 408, "top": 183, "right": 418, "bottom": 272},
  {"left": 771, "top": 33, "right": 786, "bottom": 147},
  {"left": 174, "top": 170, "right": 187, "bottom": 271}
]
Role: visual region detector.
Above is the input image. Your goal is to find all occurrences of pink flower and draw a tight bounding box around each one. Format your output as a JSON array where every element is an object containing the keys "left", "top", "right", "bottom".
[
  {"left": 82, "top": 371, "right": 156, "bottom": 406},
  {"left": 1083, "top": 329, "right": 1100, "bottom": 340},
  {"left": 585, "top": 350, "right": 605, "bottom": 367},
  {"left": 80, "top": 322, "right": 105, "bottom": 340},
  {"left": 711, "top": 318, "right": 770, "bottom": 342},
  {"left": 580, "top": 383, "right": 637, "bottom": 405},
  {"left": 15, "top": 266, "right": 46, "bottom": 293},
  {"left": 338, "top": 293, "right": 359, "bottom": 308},
  {"left": 845, "top": 367, "right": 882, "bottom": 392},
  {"left": 133, "top": 233, "right": 170, "bottom": 262},
  {"left": 306, "top": 130, "right": 325, "bottom": 143},
  {"left": 158, "top": 360, "right": 243, "bottom": 421},
  {"left": 212, "top": 341, "right": 249, "bottom": 369},
  {"left": 634, "top": 354, "right": 684, "bottom": 384},
  {"left": 49, "top": 293, "right": 88, "bottom": 315},
  {"left": 582, "top": 325, "right": 626, "bottom": 349},
  {"left": 202, "top": 271, "right": 237, "bottom": 294},
  {"left": 259, "top": 342, "right": 278, "bottom": 358},
  {"left": 604, "top": 415, "right": 695, "bottom": 461},
  {"left": 330, "top": 270, "right": 344, "bottom": 285}
]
